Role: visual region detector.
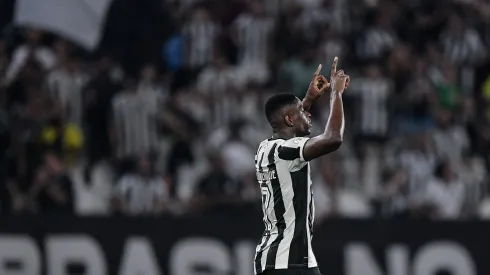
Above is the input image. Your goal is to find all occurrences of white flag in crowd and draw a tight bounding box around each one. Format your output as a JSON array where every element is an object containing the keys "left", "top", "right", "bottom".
[{"left": 14, "top": 0, "right": 113, "bottom": 50}]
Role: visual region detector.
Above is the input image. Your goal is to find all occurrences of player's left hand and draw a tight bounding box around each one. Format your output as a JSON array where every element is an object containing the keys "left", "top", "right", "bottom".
[{"left": 306, "top": 64, "right": 330, "bottom": 99}]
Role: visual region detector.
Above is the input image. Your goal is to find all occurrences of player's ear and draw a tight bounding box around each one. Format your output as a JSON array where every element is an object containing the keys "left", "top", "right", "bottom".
[{"left": 284, "top": 113, "right": 294, "bottom": 127}]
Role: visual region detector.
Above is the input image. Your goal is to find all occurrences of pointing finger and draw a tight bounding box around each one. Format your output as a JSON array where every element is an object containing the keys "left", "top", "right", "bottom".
[
  {"left": 314, "top": 64, "right": 322, "bottom": 76},
  {"left": 320, "top": 75, "right": 328, "bottom": 83},
  {"left": 331, "top": 57, "right": 338, "bottom": 76}
]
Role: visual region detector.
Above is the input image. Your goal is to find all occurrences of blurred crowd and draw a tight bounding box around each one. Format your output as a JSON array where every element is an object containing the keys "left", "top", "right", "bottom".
[{"left": 1, "top": 0, "right": 490, "bottom": 221}]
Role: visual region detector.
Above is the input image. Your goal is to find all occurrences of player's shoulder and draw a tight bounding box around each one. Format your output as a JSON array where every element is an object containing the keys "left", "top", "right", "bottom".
[
  {"left": 257, "top": 137, "right": 286, "bottom": 148},
  {"left": 256, "top": 138, "right": 283, "bottom": 156},
  {"left": 257, "top": 137, "right": 309, "bottom": 149},
  {"left": 278, "top": 137, "right": 310, "bottom": 150},
  {"left": 277, "top": 137, "right": 310, "bottom": 162},
  {"left": 286, "top": 137, "right": 309, "bottom": 144},
  {"left": 256, "top": 137, "right": 310, "bottom": 162}
]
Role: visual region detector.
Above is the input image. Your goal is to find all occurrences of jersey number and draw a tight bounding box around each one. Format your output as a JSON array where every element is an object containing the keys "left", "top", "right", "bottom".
[{"left": 261, "top": 184, "right": 272, "bottom": 213}]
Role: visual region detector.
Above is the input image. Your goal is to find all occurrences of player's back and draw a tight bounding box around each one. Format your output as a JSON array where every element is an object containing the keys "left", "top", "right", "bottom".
[{"left": 254, "top": 137, "right": 317, "bottom": 274}]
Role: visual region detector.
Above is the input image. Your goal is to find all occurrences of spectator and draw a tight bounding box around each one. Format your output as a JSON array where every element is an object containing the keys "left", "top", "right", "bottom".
[
  {"left": 317, "top": 25, "right": 347, "bottom": 71},
  {"left": 46, "top": 51, "right": 88, "bottom": 128},
  {"left": 111, "top": 79, "right": 160, "bottom": 160},
  {"left": 349, "top": 63, "right": 393, "bottom": 142},
  {"left": 313, "top": 155, "right": 372, "bottom": 221},
  {"left": 465, "top": 0, "right": 490, "bottom": 47},
  {"left": 274, "top": 5, "right": 304, "bottom": 59},
  {"left": 440, "top": 11, "right": 487, "bottom": 66},
  {"left": 182, "top": 6, "right": 220, "bottom": 71},
  {"left": 232, "top": 0, "right": 275, "bottom": 85},
  {"left": 161, "top": 92, "right": 200, "bottom": 187},
  {"left": 380, "top": 168, "right": 410, "bottom": 218},
  {"left": 397, "top": 57, "right": 435, "bottom": 134},
  {"left": 5, "top": 57, "right": 45, "bottom": 110},
  {"left": 432, "top": 109, "right": 469, "bottom": 165},
  {"left": 4, "top": 28, "right": 56, "bottom": 86},
  {"left": 358, "top": 9, "right": 397, "bottom": 60},
  {"left": 138, "top": 63, "right": 167, "bottom": 97},
  {"left": 197, "top": 54, "right": 242, "bottom": 129},
  {"left": 348, "top": 64, "right": 393, "bottom": 198},
  {"left": 435, "top": 62, "right": 461, "bottom": 111},
  {"left": 387, "top": 43, "right": 412, "bottom": 93},
  {"left": 136, "top": 63, "right": 166, "bottom": 136},
  {"left": 1, "top": 0, "right": 490, "bottom": 219},
  {"left": 163, "top": 30, "right": 184, "bottom": 72},
  {"left": 113, "top": 154, "right": 169, "bottom": 215},
  {"left": 221, "top": 119, "right": 255, "bottom": 182},
  {"left": 205, "top": 87, "right": 270, "bottom": 152},
  {"left": 39, "top": 114, "right": 84, "bottom": 161},
  {"left": 278, "top": 43, "right": 319, "bottom": 97},
  {"left": 426, "top": 42, "right": 447, "bottom": 87},
  {"left": 83, "top": 56, "right": 119, "bottom": 184},
  {"left": 192, "top": 152, "right": 243, "bottom": 212},
  {"left": 459, "top": 97, "right": 481, "bottom": 154},
  {"left": 457, "top": 150, "right": 487, "bottom": 217},
  {"left": 398, "top": 132, "right": 437, "bottom": 205},
  {"left": 52, "top": 39, "right": 70, "bottom": 65},
  {"left": 29, "top": 152, "right": 75, "bottom": 214},
  {"left": 423, "top": 160, "right": 465, "bottom": 219},
  {"left": 7, "top": 87, "right": 55, "bottom": 201},
  {"left": 313, "top": 156, "right": 342, "bottom": 222},
  {"left": 296, "top": 0, "right": 347, "bottom": 40}
]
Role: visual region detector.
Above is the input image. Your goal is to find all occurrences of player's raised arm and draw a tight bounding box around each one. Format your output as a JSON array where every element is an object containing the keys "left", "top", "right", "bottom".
[{"left": 302, "top": 57, "right": 349, "bottom": 161}]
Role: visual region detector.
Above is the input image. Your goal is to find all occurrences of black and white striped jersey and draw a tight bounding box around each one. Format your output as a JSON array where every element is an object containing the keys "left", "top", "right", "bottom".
[
  {"left": 112, "top": 91, "right": 161, "bottom": 158},
  {"left": 349, "top": 77, "right": 392, "bottom": 137},
  {"left": 182, "top": 21, "right": 220, "bottom": 68},
  {"left": 233, "top": 14, "right": 274, "bottom": 64},
  {"left": 254, "top": 137, "right": 316, "bottom": 274}
]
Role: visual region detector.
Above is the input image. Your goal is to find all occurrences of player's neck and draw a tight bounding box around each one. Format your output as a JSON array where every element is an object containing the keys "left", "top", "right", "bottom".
[{"left": 271, "top": 129, "right": 296, "bottom": 140}]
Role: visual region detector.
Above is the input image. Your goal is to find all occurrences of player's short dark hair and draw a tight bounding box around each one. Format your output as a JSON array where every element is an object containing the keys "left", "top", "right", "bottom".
[{"left": 264, "top": 93, "right": 298, "bottom": 124}]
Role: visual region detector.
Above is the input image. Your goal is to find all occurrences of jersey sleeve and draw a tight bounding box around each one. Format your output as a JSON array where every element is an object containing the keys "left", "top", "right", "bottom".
[{"left": 277, "top": 137, "right": 310, "bottom": 164}]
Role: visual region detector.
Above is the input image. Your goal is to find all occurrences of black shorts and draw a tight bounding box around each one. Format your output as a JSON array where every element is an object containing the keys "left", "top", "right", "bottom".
[{"left": 259, "top": 267, "right": 322, "bottom": 275}]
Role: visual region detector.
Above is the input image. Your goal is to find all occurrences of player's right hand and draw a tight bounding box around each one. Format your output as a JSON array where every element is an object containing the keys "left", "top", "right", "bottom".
[
  {"left": 330, "top": 57, "right": 350, "bottom": 93},
  {"left": 306, "top": 64, "right": 329, "bottom": 99}
]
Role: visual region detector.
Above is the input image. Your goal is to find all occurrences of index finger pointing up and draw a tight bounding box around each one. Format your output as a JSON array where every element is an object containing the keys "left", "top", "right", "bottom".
[
  {"left": 314, "top": 64, "right": 322, "bottom": 76},
  {"left": 331, "top": 56, "right": 338, "bottom": 76}
]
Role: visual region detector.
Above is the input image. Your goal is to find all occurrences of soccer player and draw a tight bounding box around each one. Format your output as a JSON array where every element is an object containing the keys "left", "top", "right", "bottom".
[{"left": 254, "top": 57, "right": 349, "bottom": 275}]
